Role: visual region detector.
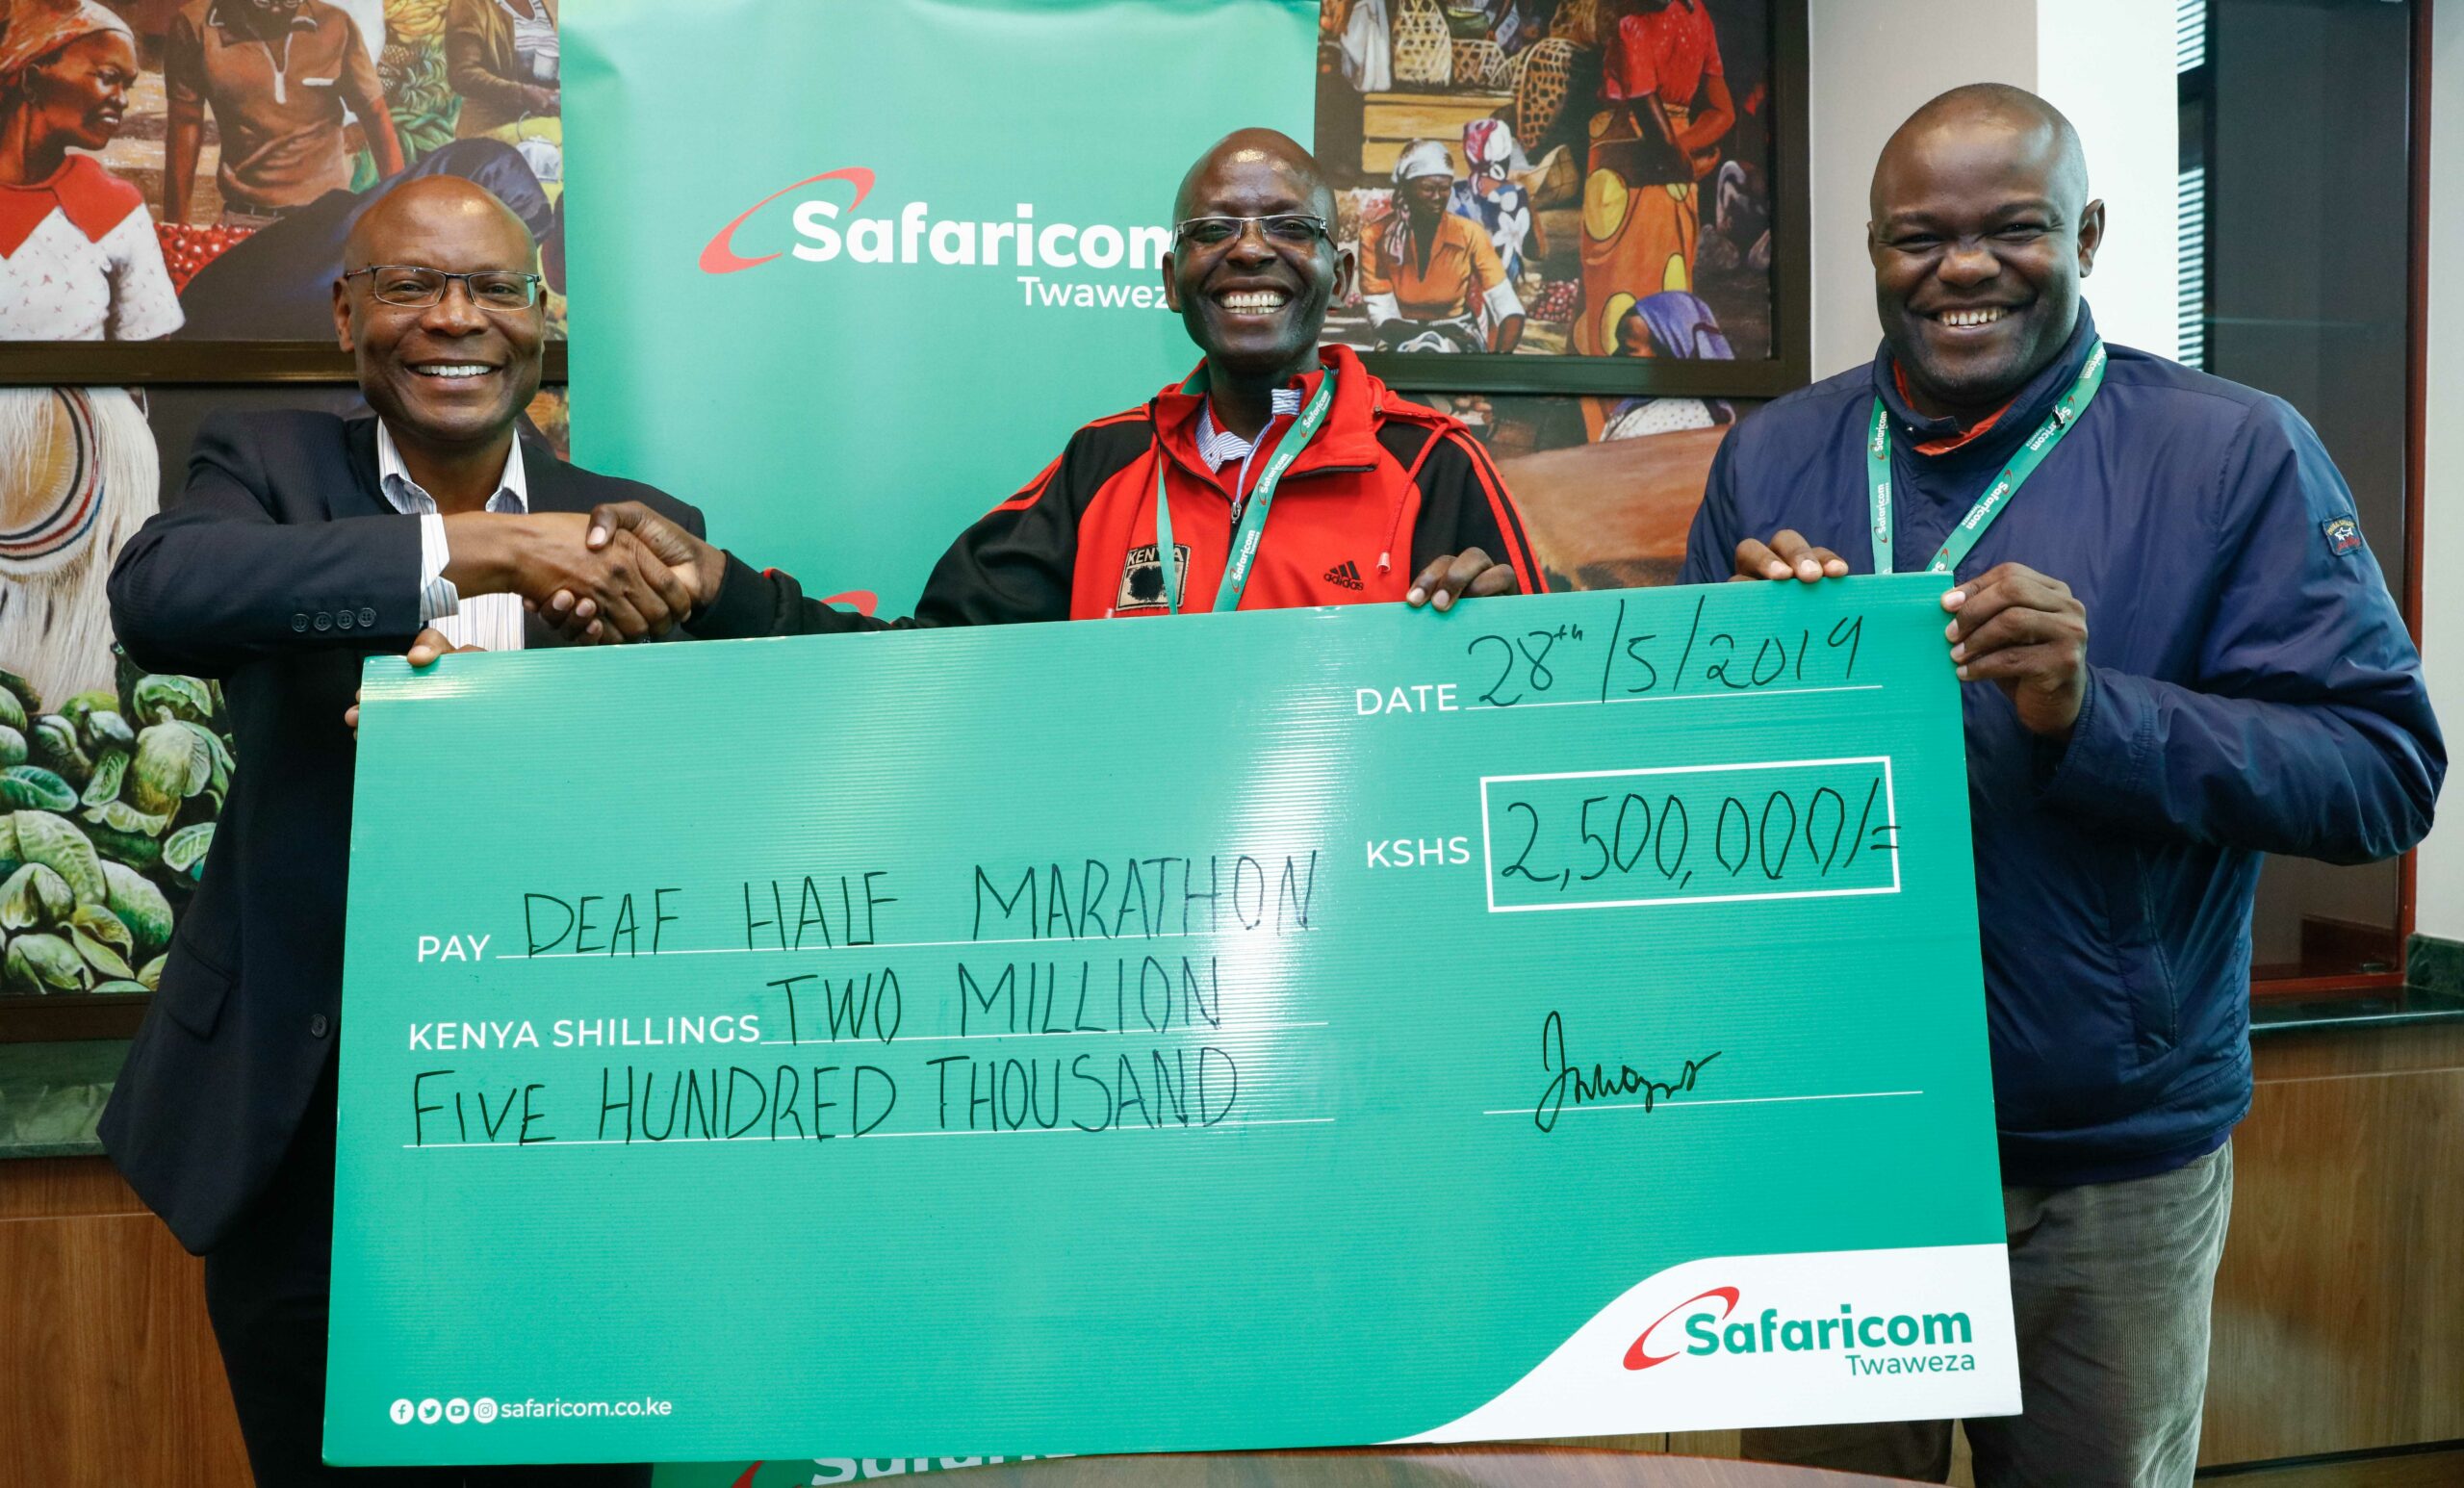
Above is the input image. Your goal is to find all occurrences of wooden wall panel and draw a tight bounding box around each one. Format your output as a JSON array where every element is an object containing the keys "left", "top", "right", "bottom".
[
  {"left": 0, "top": 1159, "right": 252, "bottom": 1486},
  {"left": 2199, "top": 1026, "right": 2464, "bottom": 1465}
]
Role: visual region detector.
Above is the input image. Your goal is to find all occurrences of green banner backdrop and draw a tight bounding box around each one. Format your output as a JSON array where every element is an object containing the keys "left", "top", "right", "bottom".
[
  {"left": 324, "top": 578, "right": 2016, "bottom": 1468},
  {"left": 563, "top": 4, "right": 1313, "bottom": 1475},
  {"left": 562, "top": 0, "right": 1317, "bottom": 619}
]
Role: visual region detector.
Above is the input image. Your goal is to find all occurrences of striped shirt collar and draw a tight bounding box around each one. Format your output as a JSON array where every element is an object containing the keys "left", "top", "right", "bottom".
[
  {"left": 375, "top": 422, "right": 530, "bottom": 517},
  {"left": 1194, "top": 386, "right": 1305, "bottom": 474}
]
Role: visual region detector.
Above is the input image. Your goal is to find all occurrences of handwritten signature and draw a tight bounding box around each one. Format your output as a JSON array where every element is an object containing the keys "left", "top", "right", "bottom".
[{"left": 1533, "top": 1010, "right": 1719, "bottom": 1133}]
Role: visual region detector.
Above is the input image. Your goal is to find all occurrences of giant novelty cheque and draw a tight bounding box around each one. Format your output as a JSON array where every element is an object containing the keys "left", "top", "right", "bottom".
[{"left": 323, "top": 577, "right": 2018, "bottom": 1466}]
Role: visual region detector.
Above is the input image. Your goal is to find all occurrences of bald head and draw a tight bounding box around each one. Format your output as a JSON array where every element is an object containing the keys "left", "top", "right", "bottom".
[
  {"left": 1172, "top": 128, "right": 1335, "bottom": 225},
  {"left": 1874, "top": 84, "right": 2088, "bottom": 220},
  {"left": 344, "top": 175, "right": 533, "bottom": 274},
  {"left": 1865, "top": 83, "right": 2104, "bottom": 423}
]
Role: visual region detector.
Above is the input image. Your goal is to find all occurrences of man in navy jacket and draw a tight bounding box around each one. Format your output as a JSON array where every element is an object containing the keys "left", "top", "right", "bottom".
[{"left": 1687, "top": 86, "right": 2443, "bottom": 1486}]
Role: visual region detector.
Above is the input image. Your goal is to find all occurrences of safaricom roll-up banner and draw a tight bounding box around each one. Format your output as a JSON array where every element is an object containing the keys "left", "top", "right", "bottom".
[
  {"left": 564, "top": 0, "right": 1316, "bottom": 616},
  {"left": 551, "top": 5, "right": 2015, "bottom": 1483}
]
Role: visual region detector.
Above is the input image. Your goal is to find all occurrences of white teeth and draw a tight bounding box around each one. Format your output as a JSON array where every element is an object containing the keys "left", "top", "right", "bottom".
[
  {"left": 415, "top": 365, "right": 493, "bottom": 378},
  {"left": 1939, "top": 307, "right": 2007, "bottom": 328},
  {"left": 1219, "top": 291, "right": 1288, "bottom": 313}
]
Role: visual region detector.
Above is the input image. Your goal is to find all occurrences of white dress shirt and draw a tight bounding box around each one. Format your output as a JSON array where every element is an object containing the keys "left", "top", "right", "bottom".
[{"left": 377, "top": 423, "right": 530, "bottom": 653}]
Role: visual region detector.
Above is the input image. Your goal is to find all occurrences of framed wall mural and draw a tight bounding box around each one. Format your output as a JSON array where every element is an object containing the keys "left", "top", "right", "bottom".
[
  {"left": 0, "top": 0, "right": 570, "bottom": 382},
  {"left": 0, "top": 0, "right": 1805, "bottom": 1048},
  {"left": 1317, "top": 0, "right": 1808, "bottom": 398}
]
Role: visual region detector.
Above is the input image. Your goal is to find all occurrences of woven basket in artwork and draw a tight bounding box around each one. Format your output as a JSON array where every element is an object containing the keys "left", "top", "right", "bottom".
[
  {"left": 1452, "top": 38, "right": 1507, "bottom": 93},
  {"left": 1514, "top": 38, "right": 1577, "bottom": 143},
  {"left": 1393, "top": 0, "right": 1454, "bottom": 87},
  {"left": 1550, "top": 0, "right": 1606, "bottom": 48}
]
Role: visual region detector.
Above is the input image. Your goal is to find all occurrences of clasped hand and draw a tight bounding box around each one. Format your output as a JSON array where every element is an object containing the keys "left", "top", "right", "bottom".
[
  {"left": 1730, "top": 529, "right": 2089, "bottom": 739},
  {"left": 349, "top": 515, "right": 708, "bottom": 733},
  {"left": 440, "top": 510, "right": 702, "bottom": 645}
]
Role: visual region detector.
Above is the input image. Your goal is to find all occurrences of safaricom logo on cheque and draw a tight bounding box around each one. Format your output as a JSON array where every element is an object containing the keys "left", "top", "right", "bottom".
[
  {"left": 699, "top": 168, "right": 1176, "bottom": 311},
  {"left": 1625, "top": 1287, "right": 1981, "bottom": 1378}
]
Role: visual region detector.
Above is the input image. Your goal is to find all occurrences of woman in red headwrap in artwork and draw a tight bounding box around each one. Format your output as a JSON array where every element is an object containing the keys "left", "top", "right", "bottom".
[
  {"left": 0, "top": 0, "right": 179, "bottom": 701},
  {"left": 0, "top": 0, "right": 180, "bottom": 339},
  {"left": 1574, "top": 0, "right": 1733, "bottom": 366}
]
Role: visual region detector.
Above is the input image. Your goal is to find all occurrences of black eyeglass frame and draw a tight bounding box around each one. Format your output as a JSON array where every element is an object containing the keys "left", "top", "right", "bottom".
[
  {"left": 340, "top": 265, "right": 548, "bottom": 311},
  {"left": 1168, "top": 214, "right": 1333, "bottom": 250}
]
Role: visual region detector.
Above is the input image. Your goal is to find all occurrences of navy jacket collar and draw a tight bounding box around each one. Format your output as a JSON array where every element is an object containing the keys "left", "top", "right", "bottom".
[{"left": 1870, "top": 303, "right": 2099, "bottom": 471}]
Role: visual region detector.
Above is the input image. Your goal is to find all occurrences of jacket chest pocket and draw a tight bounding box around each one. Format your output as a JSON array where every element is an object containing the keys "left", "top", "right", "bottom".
[{"left": 2105, "top": 847, "right": 2179, "bottom": 1061}]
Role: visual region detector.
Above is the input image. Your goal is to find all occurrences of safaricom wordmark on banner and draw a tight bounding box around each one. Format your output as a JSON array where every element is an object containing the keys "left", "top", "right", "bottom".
[
  {"left": 702, "top": 167, "right": 1183, "bottom": 316},
  {"left": 566, "top": 0, "right": 1322, "bottom": 618},
  {"left": 324, "top": 578, "right": 2017, "bottom": 1465}
]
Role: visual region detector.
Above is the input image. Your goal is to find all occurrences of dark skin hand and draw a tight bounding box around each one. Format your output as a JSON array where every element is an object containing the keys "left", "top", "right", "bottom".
[
  {"left": 1943, "top": 562, "right": 2087, "bottom": 738},
  {"left": 1730, "top": 87, "right": 2099, "bottom": 739},
  {"left": 345, "top": 628, "right": 478, "bottom": 734}
]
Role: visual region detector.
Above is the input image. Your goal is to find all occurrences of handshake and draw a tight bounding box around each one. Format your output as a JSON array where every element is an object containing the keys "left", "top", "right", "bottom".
[
  {"left": 346, "top": 503, "right": 716, "bottom": 734},
  {"left": 442, "top": 500, "right": 720, "bottom": 646}
]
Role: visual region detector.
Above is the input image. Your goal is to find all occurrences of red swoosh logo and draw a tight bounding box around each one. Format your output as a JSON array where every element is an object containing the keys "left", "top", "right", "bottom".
[
  {"left": 700, "top": 167, "right": 875, "bottom": 274},
  {"left": 729, "top": 1465, "right": 763, "bottom": 1488},
  {"left": 1623, "top": 1285, "right": 1739, "bottom": 1371}
]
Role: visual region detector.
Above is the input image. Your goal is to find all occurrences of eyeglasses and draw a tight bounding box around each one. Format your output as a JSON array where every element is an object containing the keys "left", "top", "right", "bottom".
[
  {"left": 344, "top": 265, "right": 544, "bottom": 311},
  {"left": 1171, "top": 215, "right": 1331, "bottom": 249}
]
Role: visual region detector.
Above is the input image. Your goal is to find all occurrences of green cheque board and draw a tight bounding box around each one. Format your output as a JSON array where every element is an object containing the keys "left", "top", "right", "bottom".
[{"left": 327, "top": 577, "right": 2018, "bottom": 1466}]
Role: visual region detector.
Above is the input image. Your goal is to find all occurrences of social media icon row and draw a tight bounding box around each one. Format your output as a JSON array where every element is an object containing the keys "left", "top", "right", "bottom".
[{"left": 389, "top": 1397, "right": 497, "bottom": 1424}]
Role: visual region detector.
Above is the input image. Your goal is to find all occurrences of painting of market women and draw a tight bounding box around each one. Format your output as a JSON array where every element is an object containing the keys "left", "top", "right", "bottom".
[{"left": 1317, "top": 0, "right": 1780, "bottom": 403}]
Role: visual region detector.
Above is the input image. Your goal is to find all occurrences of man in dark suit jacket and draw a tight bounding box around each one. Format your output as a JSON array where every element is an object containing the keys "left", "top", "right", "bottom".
[{"left": 101, "top": 177, "right": 694, "bottom": 1486}]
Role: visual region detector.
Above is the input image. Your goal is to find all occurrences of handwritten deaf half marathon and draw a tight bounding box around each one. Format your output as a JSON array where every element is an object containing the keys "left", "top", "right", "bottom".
[{"left": 398, "top": 852, "right": 1325, "bottom": 1150}]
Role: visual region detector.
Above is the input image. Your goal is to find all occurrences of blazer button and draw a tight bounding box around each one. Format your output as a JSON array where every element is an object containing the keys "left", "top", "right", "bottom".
[
  {"left": 336, "top": 610, "right": 355, "bottom": 630},
  {"left": 359, "top": 607, "right": 377, "bottom": 629},
  {"left": 313, "top": 612, "right": 332, "bottom": 631},
  {"left": 310, "top": 1013, "right": 331, "bottom": 1039},
  {"left": 292, "top": 614, "right": 309, "bottom": 632}
]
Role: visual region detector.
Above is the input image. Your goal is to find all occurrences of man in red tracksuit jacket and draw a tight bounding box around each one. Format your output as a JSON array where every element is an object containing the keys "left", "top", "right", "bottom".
[{"left": 549, "top": 128, "right": 1542, "bottom": 637}]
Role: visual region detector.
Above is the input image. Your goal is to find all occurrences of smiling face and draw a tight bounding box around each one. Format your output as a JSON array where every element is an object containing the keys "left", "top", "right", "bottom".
[
  {"left": 22, "top": 31, "right": 137, "bottom": 154},
  {"left": 332, "top": 179, "right": 544, "bottom": 452},
  {"left": 1162, "top": 131, "right": 1344, "bottom": 382},
  {"left": 1400, "top": 171, "right": 1451, "bottom": 220},
  {"left": 1867, "top": 97, "right": 2102, "bottom": 421}
]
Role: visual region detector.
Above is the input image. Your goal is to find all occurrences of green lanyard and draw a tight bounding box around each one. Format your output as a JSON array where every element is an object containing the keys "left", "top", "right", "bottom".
[
  {"left": 1867, "top": 340, "right": 2106, "bottom": 576},
  {"left": 1153, "top": 363, "right": 1337, "bottom": 614}
]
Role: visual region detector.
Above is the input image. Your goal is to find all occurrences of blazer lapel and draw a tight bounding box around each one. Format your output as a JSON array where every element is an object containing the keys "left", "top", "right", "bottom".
[
  {"left": 520, "top": 433, "right": 594, "bottom": 516},
  {"left": 336, "top": 417, "right": 394, "bottom": 521}
]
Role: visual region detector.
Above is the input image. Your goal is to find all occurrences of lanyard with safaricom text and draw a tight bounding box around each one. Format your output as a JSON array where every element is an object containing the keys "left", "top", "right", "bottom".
[
  {"left": 1154, "top": 363, "right": 1337, "bottom": 614},
  {"left": 1866, "top": 340, "right": 2106, "bottom": 576}
]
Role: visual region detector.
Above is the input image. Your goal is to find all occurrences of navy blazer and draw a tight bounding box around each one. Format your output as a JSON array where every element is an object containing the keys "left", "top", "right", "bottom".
[{"left": 100, "top": 411, "right": 705, "bottom": 1254}]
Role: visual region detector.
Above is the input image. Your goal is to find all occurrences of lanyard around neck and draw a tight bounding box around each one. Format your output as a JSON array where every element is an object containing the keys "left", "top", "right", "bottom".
[
  {"left": 1867, "top": 340, "right": 2106, "bottom": 577},
  {"left": 1154, "top": 363, "right": 1336, "bottom": 614}
]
